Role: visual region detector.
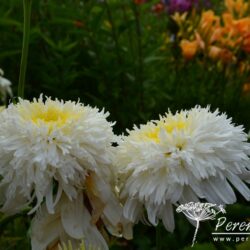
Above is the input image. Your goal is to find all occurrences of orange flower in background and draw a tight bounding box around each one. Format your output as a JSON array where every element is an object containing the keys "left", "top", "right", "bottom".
[
  {"left": 225, "top": 0, "right": 249, "bottom": 17},
  {"left": 243, "top": 83, "right": 250, "bottom": 93},
  {"left": 218, "top": 48, "right": 235, "bottom": 63},
  {"left": 199, "top": 11, "right": 220, "bottom": 37},
  {"left": 173, "top": 0, "right": 250, "bottom": 64},
  {"left": 196, "top": 11, "right": 221, "bottom": 46},
  {"left": 234, "top": 17, "right": 250, "bottom": 33},
  {"left": 222, "top": 12, "right": 234, "bottom": 27},
  {"left": 194, "top": 32, "right": 205, "bottom": 50},
  {"left": 219, "top": 15, "right": 250, "bottom": 49},
  {"left": 208, "top": 46, "right": 223, "bottom": 60},
  {"left": 180, "top": 39, "right": 198, "bottom": 59},
  {"left": 152, "top": 3, "right": 165, "bottom": 14},
  {"left": 208, "top": 46, "right": 235, "bottom": 62},
  {"left": 74, "top": 20, "right": 84, "bottom": 28},
  {"left": 200, "top": 10, "right": 220, "bottom": 30},
  {"left": 209, "top": 27, "right": 223, "bottom": 44}
]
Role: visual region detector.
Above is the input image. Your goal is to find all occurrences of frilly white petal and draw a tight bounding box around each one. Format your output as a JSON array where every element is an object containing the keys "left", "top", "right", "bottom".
[
  {"left": 115, "top": 106, "right": 250, "bottom": 232},
  {"left": 0, "top": 96, "right": 115, "bottom": 214},
  {"left": 31, "top": 193, "right": 109, "bottom": 250}
]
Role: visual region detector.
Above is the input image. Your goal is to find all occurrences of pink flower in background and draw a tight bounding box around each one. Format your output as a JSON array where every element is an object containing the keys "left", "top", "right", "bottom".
[{"left": 163, "top": 0, "right": 211, "bottom": 14}]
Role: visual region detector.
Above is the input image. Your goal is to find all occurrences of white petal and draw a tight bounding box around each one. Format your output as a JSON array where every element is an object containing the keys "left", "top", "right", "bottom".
[
  {"left": 61, "top": 194, "right": 85, "bottom": 239},
  {"left": 227, "top": 172, "right": 250, "bottom": 201},
  {"left": 145, "top": 203, "right": 159, "bottom": 226},
  {"left": 30, "top": 206, "right": 62, "bottom": 250},
  {"left": 123, "top": 197, "right": 142, "bottom": 222},
  {"left": 160, "top": 202, "right": 175, "bottom": 232}
]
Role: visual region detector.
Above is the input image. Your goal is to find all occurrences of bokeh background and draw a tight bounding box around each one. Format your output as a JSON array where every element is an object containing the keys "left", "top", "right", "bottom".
[{"left": 0, "top": 0, "right": 250, "bottom": 249}]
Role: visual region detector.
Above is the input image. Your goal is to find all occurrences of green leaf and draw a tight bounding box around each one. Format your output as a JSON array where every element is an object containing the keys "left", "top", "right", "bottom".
[
  {"left": 0, "top": 18, "right": 22, "bottom": 27},
  {"left": 143, "top": 56, "right": 165, "bottom": 64},
  {"left": 0, "top": 49, "right": 21, "bottom": 59},
  {"left": 236, "top": 241, "right": 250, "bottom": 250}
]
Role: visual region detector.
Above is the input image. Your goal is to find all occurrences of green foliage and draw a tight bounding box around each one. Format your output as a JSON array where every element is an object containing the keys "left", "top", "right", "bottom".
[
  {"left": 1, "top": 0, "right": 249, "bottom": 132},
  {"left": 183, "top": 243, "right": 217, "bottom": 250},
  {"left": 236, "top": 240, "right": 250, "bottom": 250},
  {"left": 0, "top": 0, "right": 250, "bottom": 249},
  {"left": 0, "top": 213, "right": 31, "bottom": 250}
]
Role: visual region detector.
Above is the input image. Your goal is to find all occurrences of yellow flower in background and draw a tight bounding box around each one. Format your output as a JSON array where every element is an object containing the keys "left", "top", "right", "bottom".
[{"left": 171, "top": 12, "right": 188, "bottom": 27}]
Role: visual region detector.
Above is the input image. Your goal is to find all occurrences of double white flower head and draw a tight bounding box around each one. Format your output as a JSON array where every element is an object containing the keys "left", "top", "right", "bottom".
[
  {"left": 0, "top": 99, "right": 249, "bottom": 250},
  {"left": 0, "top": 96, "right": 115, "bottom": 213},
  {"left": 0, "top": 96, "right": 127, "bottom": 250},
  {"left": 115, "top": 107, "right": 250, "bottom": 232}
]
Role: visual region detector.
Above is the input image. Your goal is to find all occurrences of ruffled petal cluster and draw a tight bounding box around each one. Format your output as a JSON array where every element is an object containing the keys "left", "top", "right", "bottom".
[
  {"left": 115, "top": 107, "right": 250, "bottom": 232},
  {"left": 31, "top": 193, "right": 109, "bottom": 250},
  {"left": 0, "top": 96, "right": 115, "bottom": 213},
  {"left": 0, "top": 96, "right": 130, "bottom": 250}
]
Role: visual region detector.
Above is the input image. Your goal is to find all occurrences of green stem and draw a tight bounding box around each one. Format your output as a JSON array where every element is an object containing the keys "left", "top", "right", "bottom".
[
  {"left": 156, "top": 224, "right": 163, "bottom": 250},
  {"left": 131, "top": 2, "right": 144, "bottom": 112},
  {"left": 103, "top": 0, "right": 125, "bottom": 100},
  {"left": 121, "top": 4, "right": 134, "bottom": 58},
  {"left": 103, "top": 0, "right": 122, "bottom": 69},
  {"left": 18, "top": 0, "right": 32, "bottom": 98}
]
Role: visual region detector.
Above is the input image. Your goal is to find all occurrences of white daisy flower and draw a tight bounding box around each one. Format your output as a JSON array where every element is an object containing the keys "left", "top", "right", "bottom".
[
  {"left": 31, "top": 192, "right": 108, "bottom": 250},
  {"left": 30, "top": 171, "right": 131, "bottom": 250},
  {"left": 0, "top": 95, "right": 116, "bottom": 215},
  {"left": 0, "top": 68, "right": 12, "bottom": 102},
  {"left": 115, "top": 106, "right": 250, "bottom": 232}
]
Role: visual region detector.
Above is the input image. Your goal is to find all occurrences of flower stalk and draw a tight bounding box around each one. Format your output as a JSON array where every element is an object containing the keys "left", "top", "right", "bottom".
[
  {"left": 18, "top": 0, "right": 32, "bottom": 98},
  {"left": 131, "top": 1, "right": 144, "bottom": 111},
  {"left": 156, "top": 224, "right": 163, "bottom": 250}
]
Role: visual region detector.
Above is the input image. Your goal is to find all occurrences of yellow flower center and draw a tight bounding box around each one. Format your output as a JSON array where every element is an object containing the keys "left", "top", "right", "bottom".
[
  {"left": 163, "top": 119, "right": 187, "bottom": 133},
  {"left": 32, "top": 105, "right": 70, "bottom": 125},
  {"left": 141, "top": 115, "right": 188, "bottom": 143},
  {"left": 144, "top": 127, "right": 160, "bottom": 142},
  {"left": 18, "top": 101, "right": 83, "bottom": 130}
]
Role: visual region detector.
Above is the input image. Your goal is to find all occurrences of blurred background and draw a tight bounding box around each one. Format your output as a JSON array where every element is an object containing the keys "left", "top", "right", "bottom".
[{"left": 0, "top": 0, "right": 250, "bottom": 249}]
